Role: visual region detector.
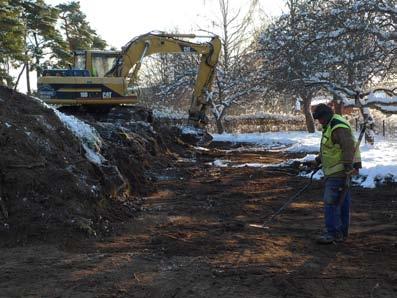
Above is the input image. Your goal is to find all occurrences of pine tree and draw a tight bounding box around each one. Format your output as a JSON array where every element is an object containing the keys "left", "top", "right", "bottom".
[
  {"left": 0, "top": 0, "right": 24, "bottom": 86},
  {"left": 22, "top": 0, "right": 69, "bottom": 75},
  {"left": 11, "top": 0, "right": 69, "bottom": 93},
  {"left": 57, "top": 1, "right": 107, "bottom": 59}
]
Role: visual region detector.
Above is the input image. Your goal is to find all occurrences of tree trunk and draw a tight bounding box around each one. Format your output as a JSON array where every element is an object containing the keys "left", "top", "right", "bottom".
[
  {"left": 25, "top": 61, "right": 31, "bottom": 95},
  {"left": 215, "top": 118, "right": 225, "bottom": 134},
  {"left": 302, "top": 95, "right": 315, "bottom": 133},
  {"left": 360, "top": 107, "right": 375, "bottom": 145},
  {"left": 24, "top": 31, "right": 31, "bottom": 95},
  {"left": 211, "top": 101, "right": 226, "bottom": 134},
  {"left": 14, "top": 64, "right": 26, "bottom": 91},
  {"left": 4, "top": 59, "right": 13, "bottom": 87},
  {"left": 333, "top": 94, "right": 344, "bottom": 115},
  {"left": 33, "top": 33, "right": 42, "bottom": 79}
]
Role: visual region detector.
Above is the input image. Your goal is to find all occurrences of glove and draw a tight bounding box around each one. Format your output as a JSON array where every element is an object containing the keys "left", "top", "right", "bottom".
[
  {"left": 311, "top": 156, "right": 322, "bottom": 170},
  {"left": 344, "top": 163, "right": 358, "bottom": 176}
]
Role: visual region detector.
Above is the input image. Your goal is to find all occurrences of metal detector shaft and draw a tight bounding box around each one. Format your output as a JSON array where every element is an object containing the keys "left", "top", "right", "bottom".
[{"left": 267, "top": 167, "right": 321, "bottom": 223}]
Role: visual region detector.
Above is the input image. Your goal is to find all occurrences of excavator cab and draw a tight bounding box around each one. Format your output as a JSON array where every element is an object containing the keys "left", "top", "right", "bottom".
[
  {"left": 42, "top": 50, "right": 120, "bottom": 78},
  {"left": 73, "top": 50, "right": 120, "bottom": 77},
  {"left": 38, "top": 50, "right": 134, "bottom": 104}
]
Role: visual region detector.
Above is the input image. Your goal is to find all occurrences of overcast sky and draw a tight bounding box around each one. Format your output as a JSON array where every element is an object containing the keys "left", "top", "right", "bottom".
[
  {"left": 17, "top": 0, "right": 285, "bottom": 92},
  {"left": 46, "top": 0, "right": 286, "bottom": 48}
]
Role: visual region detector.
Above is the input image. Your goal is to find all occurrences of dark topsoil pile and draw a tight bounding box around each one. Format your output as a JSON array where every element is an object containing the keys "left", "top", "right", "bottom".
[{"left": 0, "top": 86, "right": 193, "bottom": 243}]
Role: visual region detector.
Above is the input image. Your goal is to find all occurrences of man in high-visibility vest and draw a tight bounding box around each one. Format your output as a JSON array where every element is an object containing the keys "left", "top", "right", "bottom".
[{"left": 311, "top": 104, "right": 362, "bottom": 244}]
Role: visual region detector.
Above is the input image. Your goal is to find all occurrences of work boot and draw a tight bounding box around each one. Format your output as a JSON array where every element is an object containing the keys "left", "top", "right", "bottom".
[
  {"left": 340, "top": 230, "right": 349, "bottom": 242},
  {"left": 336, "top": 233, "right": 348, "bottom": 243},
  {"left": 316, "top": 232, "right": 343, "bottom": 244}
]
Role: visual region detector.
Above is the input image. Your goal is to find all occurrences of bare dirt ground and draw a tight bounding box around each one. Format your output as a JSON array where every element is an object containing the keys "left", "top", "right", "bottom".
[{"left": 1, "top": 143, "right": 396, "bottom": 298}]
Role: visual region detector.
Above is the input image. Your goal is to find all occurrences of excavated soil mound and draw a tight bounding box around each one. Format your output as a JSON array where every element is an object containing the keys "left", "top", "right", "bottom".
[
  {"left": 56, "top": 105, "right": 190, "bottom": 195},
  {"left": 0, "top": 86, "right": 189, "bottom": 243}
]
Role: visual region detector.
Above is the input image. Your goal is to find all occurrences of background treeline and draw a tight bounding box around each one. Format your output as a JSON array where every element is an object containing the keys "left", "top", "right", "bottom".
[
  {"left": 1, "top": 0, "right": 396, "bottom": 134},
  {"left": 0, "top": 0, "right": 107, "bottom": 93},
  {"left": 141, "top": 0, "right": 396, "bottom": 133}
]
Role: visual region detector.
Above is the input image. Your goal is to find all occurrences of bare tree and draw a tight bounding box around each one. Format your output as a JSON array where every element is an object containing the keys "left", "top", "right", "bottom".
[
  {"left": 257, "top": 0, "right": 397, "bottom": 137},
  {"left": 257, "top": 0, "right": 321, "bottom": 132},
  {"left": 200, "top": 0, "right": 265, "bottom": 133}
]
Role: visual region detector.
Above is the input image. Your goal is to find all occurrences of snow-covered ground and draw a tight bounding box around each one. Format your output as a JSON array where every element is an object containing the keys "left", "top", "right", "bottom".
[
  {"left": 212, "top": 131, "right": 397, "bottom": 188},
  {"left": 213, "top": 131, "right": 321, "bottom": 152},
  {"left": 153, "top": 108, "right": 187, "bottom": 119}
]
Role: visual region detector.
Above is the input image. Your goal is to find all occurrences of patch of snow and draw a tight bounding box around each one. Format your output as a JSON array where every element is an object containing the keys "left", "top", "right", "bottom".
[
  {"left": 82, "top": 144, "right": 105, "bottom": 165},
  {"left": 177, "top": 157, "right": 196, "bottom": 163},
  {"left": 375, "top": 105, "right": 397, "bottom": 112},
  {"left": 194, "top": 146, "right": 210, "bottom": 151},
  {"left": 210, "top": 159, "right": 295, "bottom": 169},
  {"left": 54, "top": 110, "right": 101, "bottom": 147},
  {"left": 290, "top": 154, "right": 318, "bottom": 163},
  {"left": 30, "top": 96, "right": 53, "bottom": 109},
  {"left": 357, "top": 140, "right": 397, "bottom": 188},
  {"left": 31, "top": 96, "right": 106, "bottom": 165},
  {"left": 90, "top": 185, "right": 99, "bottom": 194},
  {"left": 179, "top": 125, "right": 203, "bottom": 135},
  {"left": 54, "top": 110, "right": 105, "bottom": 165},
  {"left": 311, "top": 96, "right": 331, "bottom": 106},
  {"left": 35, "top": 115, "right": 54, "bottom": 130},
  {"left": 295, "top": 98, "right": 301, "bottom": 111},
  {"left": 223, "top": 146, "right": 271, "bottom": 153},
  {"left": 342, "top": 95, "right": 355, "bottom": 106},
  {"left": 367, "top": 92, "right": 397, "bottom": 104},
  {"left": 224, "top": 112, "right": 303, "bottom": 122},
  {"left": 153, "top": 108, "right": 187, "bottom": 119},
  {"left": 156, "top": 175, "right": 176, "bottom": 181},
  {"left": 212, "top": 159, "right": 230, "bottom": 167},
  {"left": 233, "top": 163, "right": 276, "bottom": 168},
  {"left": 300, "top": 168, "right": 325, "bottom": 180},
  {"left": 4, "top": 122, "right": 11, "bottom": 128}
]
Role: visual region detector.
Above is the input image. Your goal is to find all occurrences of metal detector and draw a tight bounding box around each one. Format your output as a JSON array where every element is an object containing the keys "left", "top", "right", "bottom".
[{"left": 249, "top": 166, "right": 321, "bottom": 229}]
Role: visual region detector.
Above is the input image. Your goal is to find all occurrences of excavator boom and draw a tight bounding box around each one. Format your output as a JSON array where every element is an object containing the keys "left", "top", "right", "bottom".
[{"left": 107, "top": 32, "right": 221, "bottom": 124}]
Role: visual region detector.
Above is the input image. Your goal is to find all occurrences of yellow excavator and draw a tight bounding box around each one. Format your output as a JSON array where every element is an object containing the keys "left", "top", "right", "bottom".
[{"left": 37, "top": 32, "right": 221, "bottom": 125}]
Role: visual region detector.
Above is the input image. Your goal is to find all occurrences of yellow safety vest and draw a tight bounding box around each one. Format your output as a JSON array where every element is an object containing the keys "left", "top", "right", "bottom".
[{"left": 320, "top": 114, "right": 361, "bottom": 176}]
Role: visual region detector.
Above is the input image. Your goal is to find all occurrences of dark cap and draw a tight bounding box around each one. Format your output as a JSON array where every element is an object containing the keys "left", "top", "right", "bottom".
[{"left": 312, "top": 103, "right": 334, "bottom": 120}]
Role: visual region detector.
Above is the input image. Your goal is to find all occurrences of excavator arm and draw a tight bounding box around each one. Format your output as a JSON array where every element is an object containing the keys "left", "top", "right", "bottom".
[{"left": 106, "top": 32, "right": 221, "bottom": 126}]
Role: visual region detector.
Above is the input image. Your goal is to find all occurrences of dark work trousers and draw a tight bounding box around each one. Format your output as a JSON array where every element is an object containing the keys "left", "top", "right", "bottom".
[{"left": 323, "top": 177, "right": 351, "bottom": 237}]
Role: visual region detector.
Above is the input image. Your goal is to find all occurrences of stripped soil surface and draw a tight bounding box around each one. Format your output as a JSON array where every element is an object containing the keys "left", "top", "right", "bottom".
[{"left": 1, "top": 143, "right": 396, "bottom": 298}]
